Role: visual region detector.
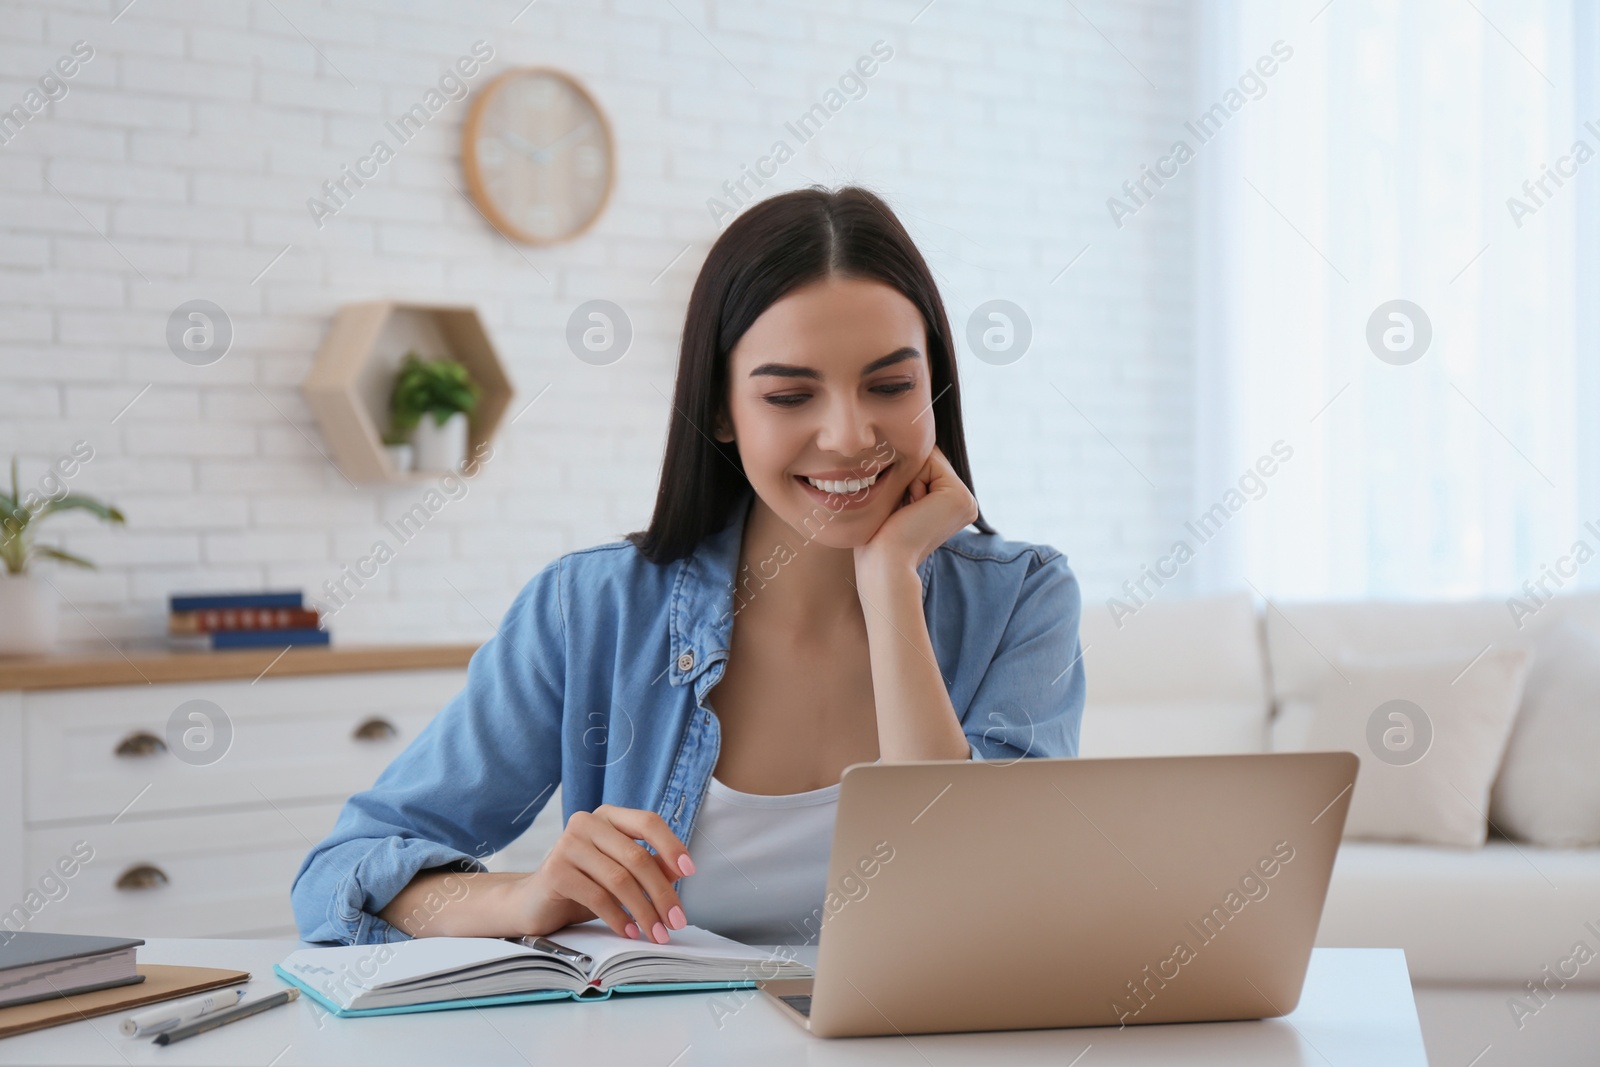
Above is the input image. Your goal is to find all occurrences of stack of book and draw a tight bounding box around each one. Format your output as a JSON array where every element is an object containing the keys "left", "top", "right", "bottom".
[
  {"left": 0, "top": 931, "right": 251, "bottom": 1040},
  {"left": 167, "top": 591, "right": 330, "bottom": 651}
]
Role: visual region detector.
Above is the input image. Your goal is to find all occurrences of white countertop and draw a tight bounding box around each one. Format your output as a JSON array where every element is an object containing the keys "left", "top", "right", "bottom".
[{"left": 0, "top": 939, "right": 1429, "bottom": 1066}]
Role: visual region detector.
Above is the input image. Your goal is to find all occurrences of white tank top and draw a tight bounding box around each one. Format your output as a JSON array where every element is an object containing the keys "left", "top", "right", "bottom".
[{"left": 675, "top": 774, "right": 841, "bottom": 949}]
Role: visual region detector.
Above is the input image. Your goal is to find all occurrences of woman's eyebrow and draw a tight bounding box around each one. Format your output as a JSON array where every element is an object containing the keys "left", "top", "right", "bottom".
[{"left": 748, "top": 346, "right": 922, "bottom": 380}]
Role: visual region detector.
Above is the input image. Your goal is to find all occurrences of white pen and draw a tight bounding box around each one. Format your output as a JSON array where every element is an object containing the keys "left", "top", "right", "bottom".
[{"left": 119, "top": 987, "right": 246, "bottom": 1037}]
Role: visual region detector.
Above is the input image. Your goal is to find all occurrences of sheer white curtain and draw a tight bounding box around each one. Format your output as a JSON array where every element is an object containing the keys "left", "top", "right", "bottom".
[{"left": 1193, "top": 0, "right": 1591, "bottom": 601}]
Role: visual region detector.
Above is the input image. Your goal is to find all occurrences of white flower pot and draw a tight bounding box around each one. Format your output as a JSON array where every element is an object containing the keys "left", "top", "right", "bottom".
[
  {"left": 383, "top": 442, "right": 415, "bottom": 475},
  {"left": 411, "top": 412, "right": 469, "bottom": 473},
  {"left": 0, "top": 572, "right": 59, "bottom": 656}
]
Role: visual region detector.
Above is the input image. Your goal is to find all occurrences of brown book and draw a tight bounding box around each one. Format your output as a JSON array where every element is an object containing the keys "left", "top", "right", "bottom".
[
  {"left": 169, "top": 607, "right": 321, "bottom": 634},
  {"left": 0, "top": 964, "right": 250, "bottom": 1039}
]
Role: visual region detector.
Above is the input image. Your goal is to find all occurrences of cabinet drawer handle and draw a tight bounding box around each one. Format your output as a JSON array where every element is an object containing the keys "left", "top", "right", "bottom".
[
  {"left": 115, "top": 864, "right": 170, "bottom": 891},
  {"left": 114, "top": 731, "right": 167, "bottom": 758},
  {"left": 352, "top": 717, "right": 398, "bottom": 742}
]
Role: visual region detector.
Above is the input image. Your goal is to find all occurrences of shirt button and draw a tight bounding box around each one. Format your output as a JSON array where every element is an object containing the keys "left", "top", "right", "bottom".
[{"left": 677, "top": 651, "right": 695, "bottom": 672}]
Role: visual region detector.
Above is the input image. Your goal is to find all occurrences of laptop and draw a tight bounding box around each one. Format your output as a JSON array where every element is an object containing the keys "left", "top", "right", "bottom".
[{"left": 758, "top": 751, "right": 1358, "bottom": 1038}]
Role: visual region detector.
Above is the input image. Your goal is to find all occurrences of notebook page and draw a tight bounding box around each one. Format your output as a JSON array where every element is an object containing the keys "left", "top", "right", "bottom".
[
  {"left": 281, "top": 937, "right": 544, "bottom": 995},
  {"left": 541, "top": 919, "right": 792, "bottom": 974}
]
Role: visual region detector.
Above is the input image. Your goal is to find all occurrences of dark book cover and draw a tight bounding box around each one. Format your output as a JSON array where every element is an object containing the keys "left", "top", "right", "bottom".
[
  {"left": 168, "top": 591, "right": 304, "bottom": 613},
  {"left": 169, "top": 628, "right": 330, "bottom": 651}
]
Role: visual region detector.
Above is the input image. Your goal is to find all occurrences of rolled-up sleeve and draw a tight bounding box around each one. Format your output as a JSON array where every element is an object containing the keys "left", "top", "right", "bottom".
[
  {"left": 965, "top": 551, "right": 1085, "bottom": 761},
  {"left": 290, "top": 558, "right": 568, "bottom": 945}
]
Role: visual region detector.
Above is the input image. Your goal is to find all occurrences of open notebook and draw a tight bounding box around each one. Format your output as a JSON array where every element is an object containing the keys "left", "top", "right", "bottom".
[{"left": 274, "top": 919, "right": 814, "bottom": 1017}]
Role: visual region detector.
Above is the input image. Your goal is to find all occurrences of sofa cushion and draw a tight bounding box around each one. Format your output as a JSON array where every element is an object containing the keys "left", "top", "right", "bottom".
[
  {"left": 1491, "top": 622, "right": 1600, "bottom": 846},
  {"left": 1263, "top": 596, "right": 1535, "bottom": 762},
  {"left": 1076, "top": 592, "right": 1268, "bottom": 756},
  {"left": 1299, "top": 646, "right": 1531, "bottom": 846},
  {"left": 1263, "top": 598, "right": 1515, "bottom": 708},
  {"left": 1317, "top": 840, "right": 1600, "bottom": 984},
  {"left": 1077, "top": 699, "right": 1267, "bottom": 757},
  {"left": 1518, "top": 588, "right": 1600, "bottom": 636}
]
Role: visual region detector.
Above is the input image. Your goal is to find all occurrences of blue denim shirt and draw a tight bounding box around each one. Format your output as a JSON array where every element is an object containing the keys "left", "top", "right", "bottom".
[{"left": 290, "top": 487, "right": 1086, "bottom": 944}]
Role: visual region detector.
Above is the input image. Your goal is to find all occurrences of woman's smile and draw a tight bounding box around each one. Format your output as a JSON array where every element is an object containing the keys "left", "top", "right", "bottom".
[{"left": 793, "top": 460, "right": 894, "bottom": 510}]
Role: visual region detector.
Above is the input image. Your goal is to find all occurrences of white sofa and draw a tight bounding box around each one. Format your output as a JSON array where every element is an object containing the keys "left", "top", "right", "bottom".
[{"left": 1078, "top": 591, "right": 1600, "bottom": 1067}]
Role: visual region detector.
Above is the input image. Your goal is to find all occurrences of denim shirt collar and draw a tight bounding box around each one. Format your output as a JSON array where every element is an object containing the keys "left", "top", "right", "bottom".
[{"left": 668, "top": 486, "right": 934, "bottom": 701}]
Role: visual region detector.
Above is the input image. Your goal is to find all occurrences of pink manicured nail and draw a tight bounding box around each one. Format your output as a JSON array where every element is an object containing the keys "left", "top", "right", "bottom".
[
  {"left": 677, "top": 853, "right": 696, "bottom": 876},
  {"left": 652, "top": 921, "right": 669, "bottom": 944},
  {"left": 668, "top": 905, "right": 686, "bottom": 930},
  {"left": 624, "top": 922, "right": 639, "bottom": 940}
]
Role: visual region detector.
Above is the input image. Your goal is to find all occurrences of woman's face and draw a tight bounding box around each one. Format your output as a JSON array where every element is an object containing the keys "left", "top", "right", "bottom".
[{"left": 716, "top": 274, "right": 937, "bottom": 549}]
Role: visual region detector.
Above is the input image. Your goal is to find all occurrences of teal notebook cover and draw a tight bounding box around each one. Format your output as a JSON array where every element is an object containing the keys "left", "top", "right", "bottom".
[{"left": 273, "top": 963, "right": 756, "bottom": 1019}]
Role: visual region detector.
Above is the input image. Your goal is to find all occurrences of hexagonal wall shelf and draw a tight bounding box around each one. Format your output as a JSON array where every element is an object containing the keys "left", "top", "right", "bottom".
[{"left": 303, "top": 301, "right": 513, "bottom": 484}]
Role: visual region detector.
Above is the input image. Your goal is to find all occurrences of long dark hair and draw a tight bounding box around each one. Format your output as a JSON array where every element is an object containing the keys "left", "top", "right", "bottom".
[{"left": 626, "top": 185, "right": 996, "bottom": 563}]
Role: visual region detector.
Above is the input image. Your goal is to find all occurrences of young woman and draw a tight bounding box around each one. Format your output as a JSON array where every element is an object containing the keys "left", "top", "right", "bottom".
[{"left": 291, "top": 186, "right": 1086, "bottom": 950}]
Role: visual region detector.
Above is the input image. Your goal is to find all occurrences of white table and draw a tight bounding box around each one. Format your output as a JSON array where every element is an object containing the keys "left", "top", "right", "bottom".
[{"left": 0, "top": 941, "right": 1429, "bottom": 1066}]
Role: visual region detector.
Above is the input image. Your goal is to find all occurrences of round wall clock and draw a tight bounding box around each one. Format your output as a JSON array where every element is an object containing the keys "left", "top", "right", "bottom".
[{"left": 462, "top": 67, "right": 615, "bottom": 245}]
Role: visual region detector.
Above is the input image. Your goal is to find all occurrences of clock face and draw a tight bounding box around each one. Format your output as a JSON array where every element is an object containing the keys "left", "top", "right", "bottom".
[{"left": 463, "top": 68, "right": 614, "bottom": 245}]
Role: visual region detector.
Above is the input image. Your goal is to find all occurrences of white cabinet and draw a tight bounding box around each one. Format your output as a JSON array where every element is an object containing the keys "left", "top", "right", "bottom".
[
  {"left": 0, "top": 655, "right": 566, "bottom": 940},
  {"left": 23, "top": 804, "right": 347, "bottom": 939}
]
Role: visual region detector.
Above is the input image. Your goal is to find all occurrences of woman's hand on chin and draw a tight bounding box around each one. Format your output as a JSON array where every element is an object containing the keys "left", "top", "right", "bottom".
[{"left": 853, "top": 444, "right": 978, "bottom": 583}]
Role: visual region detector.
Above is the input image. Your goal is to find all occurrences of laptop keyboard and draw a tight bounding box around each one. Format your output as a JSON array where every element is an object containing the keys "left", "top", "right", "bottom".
[{"left": 778, "top": 994, "right": 813, "bottom": 1017}]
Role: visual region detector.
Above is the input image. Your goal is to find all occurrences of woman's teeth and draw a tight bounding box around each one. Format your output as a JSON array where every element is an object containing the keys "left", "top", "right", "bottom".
[{"left": 804, "top": 470, "right": 880, "bottom": 494}]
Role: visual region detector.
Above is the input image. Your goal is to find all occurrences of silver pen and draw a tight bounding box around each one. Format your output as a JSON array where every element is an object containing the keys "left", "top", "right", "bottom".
[
  {"left": 515, "top": 935, "right": 593, "bottom": 969},
  {"left": 151, "top": 988, "right": 298, "bottom": 1045}
]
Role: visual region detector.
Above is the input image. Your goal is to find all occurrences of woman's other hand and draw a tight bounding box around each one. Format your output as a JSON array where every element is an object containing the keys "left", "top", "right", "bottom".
[{"left": 503, "top": 804, "right": 695, "bottom": 944}]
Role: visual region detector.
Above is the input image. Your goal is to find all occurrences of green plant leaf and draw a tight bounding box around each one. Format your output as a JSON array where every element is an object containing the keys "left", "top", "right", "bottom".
[
  {"left": 34, "top": 494, "right": 126, "bottom": 525},
  {"left": 0, "top": 519, "right": 26, "bottom": 574},
  {"left": 389, "top": 350, "right": 481, "bottom": 429},
  {"left": 0, "top": 495, "right": 21, "bottom": 537},
  {"left": 32, "top": 545, "right": 97, "bottom": 570}
]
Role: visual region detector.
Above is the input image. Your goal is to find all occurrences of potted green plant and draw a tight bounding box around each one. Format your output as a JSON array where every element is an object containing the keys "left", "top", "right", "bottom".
[
  {"left": 0, "top": 457, "right": 126, "bottom": 655},
  {"left": 388, "top": 352, "right": 481, "bottom": 473}
]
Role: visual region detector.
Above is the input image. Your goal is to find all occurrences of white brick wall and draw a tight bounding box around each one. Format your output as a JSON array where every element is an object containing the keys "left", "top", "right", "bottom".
[{"left": 0, "top": 0, "right": 1195, "bottom": 644}]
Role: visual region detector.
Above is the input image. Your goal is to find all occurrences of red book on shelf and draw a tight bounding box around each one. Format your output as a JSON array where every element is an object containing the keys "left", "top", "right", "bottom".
[{"left": 169, "top": 607, "right": 322, "bottom": 634}]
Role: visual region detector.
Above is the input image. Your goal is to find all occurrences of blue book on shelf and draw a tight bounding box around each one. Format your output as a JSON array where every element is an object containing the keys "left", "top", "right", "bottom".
[
  {"left": 170, "top": 628, "right": 329, "bottom": 651},
  {"left": 169, "top": 591, "right": 304, "bottom": 613}
]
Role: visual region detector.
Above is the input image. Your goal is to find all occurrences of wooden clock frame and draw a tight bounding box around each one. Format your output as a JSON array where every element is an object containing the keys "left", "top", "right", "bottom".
[{"left": 460, "top": 66, "right": 616, "bottom": 246}]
